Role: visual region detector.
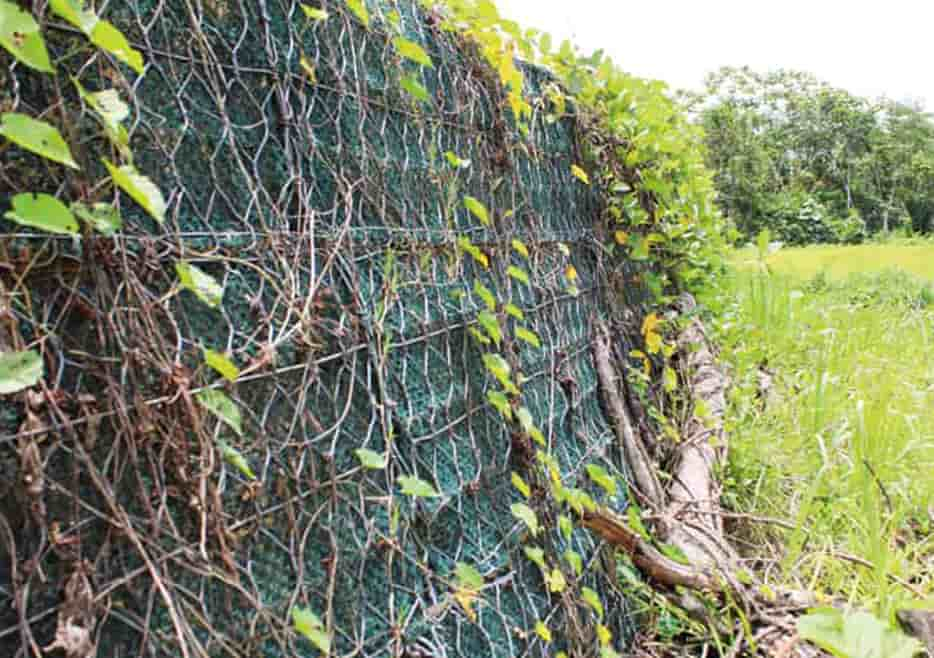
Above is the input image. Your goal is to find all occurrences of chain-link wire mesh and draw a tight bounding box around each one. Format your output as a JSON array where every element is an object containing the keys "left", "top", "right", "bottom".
[{"left": 1, "top": 1, "right": 651, "bottom": 656}]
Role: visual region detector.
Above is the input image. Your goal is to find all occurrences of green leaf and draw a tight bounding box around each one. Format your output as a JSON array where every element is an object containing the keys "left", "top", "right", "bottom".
[
  {"left": 558, "top": 515, "right": 573, "bottom": 540},
  {"left": 392, "top": 36, "right": 432, "bottom": 67},
  {"left": 463, "top": 196, "right": 490, "bottom": 225},
  {"left": 71, "top": 201, "right": 122, "bottom": 236},
  {"left": 73, "top": 80, "right": 130, "bottom": 149},
  {"left": 218, "top": 440, "right": 255, "bottom": 480},
  {"left": 203, "top": 348, "right": 239, "bottom": 382},
  {"left": 626, "top": 506, "right": 651, "bottom": 541},
  {"left": 444, "top": 151, "right": 471, "bottom": 169},
  {"left": 581, "top": 587, "right": 604, "bottom": 620},
  {"left": 482, "top": 353, "right": 515, "bottom": 393},
  {"left": 511, "top": 239, "right": 529, "bottom": 259},
  {"left": 176, "top": 261, "right": 224, "bottom": 308},
  {"left": 510, "top": 502, "right": 539, "bottom": 536},
  {"left": 515, "top": 326, "right": 541, "bottom": 349},
  {"left": 0, "top": 350, "right": 43, "bottom": 394},
  {"left": 514, "top": 407, "right": 545, "bottom": 446},
  {"left": 400, "top": 73, "right": 430, "bottom": 103},
  {"left": 355, "top": 448, "right": 387, "bottom": 470},
  {"left": 468, "top": 327, "right": 491, "bottom": 346},
  {"left": 53, "top": 0, "right": 145, "bottom": 75},
  {"left": 797, "top": 609, "right": 922, "bottom": 658},
  {"left": 545, "top": 567, "right": 567, "bottom": 592},
  {"left": 103, "top": 159, "right": 166, "bottom": 223},
  {"left": 487, "top": 389, "right": 512, "bottom": 420},
  {"left": 300, "top": 4, "right": 329, "bottom": 20},
  {"left": 5, "top": 193, "right": 79, "bottom": 235},
  {"left": 507, "top": 266, "right": 529, "bottom": 286},
  {"left": 0, "top": 1, "right": 52, "bottom": 72},
  {"left": 344, "top": 0, "right": 369, "bottom": 27},
  {"left": 399, "top": 475, "right": 439, "bottom": 498},
  {"left": 454, "top": 562, "right": 484, "bottom": 591},
  {"left": 457, "top": 236, "right": 489, "bottom": 268},
  {"left": 474, "top": 281, "right": 496, "bottom": 311},
  {"left": 663, "top": 366, "right": 678, "bottom": 392},
  {"left": 539, "top": 33, "right": 552, "bottom": 55},
  {"left": 90, "top": 19, "right": 144, "bottom": 74},
  {"left": 515, "top": 406, "right": 534, "bottom": 434},
  {"left": 0, "top": 113, "right": 78, "bottom": 169},
  {"left": 511, "top": 472, "right": 530, "bottom": 498},
  {"left": 477, "top": 311, "right": 502, "bottom": 346},
  {"left": 196, "top": 389, "right": 243, "bottom": 436},
  {"left": 563, "top": 487, "right": 597, "bottom": 515},
  {"left": 292, "top": 606, "right": 331, "bottom": 654},
  {"left": 49, "top": 0, "right": 97, "bottom": 32},
  {"left": 586, "top": 464, "right": 618, "bottom": 496},
  {"left": 564, "top": 550, "right": 582, "bottom": 577},
  {"left": 524, "top": 546, "right": 545, "bottom": 569},
  {"left": 659, "top": 543, "right": 691, "bottom": 565},
  {"left": 504, "top": 303, "right": 525, "bottom": 321}
]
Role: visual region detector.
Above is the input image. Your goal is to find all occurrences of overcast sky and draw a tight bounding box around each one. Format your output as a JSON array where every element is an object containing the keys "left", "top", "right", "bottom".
[{"left": 495, "top": 0, "right": 932, "bottom": 110}]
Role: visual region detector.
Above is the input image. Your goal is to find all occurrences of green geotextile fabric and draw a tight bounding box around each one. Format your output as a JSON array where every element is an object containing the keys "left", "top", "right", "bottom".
[{"left": 0, "top": 1, "right": 649, "bottom": 656}]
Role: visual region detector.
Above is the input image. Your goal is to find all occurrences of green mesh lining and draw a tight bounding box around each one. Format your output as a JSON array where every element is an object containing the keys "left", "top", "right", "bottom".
[{"left": 0, "top": 1, "right": 649, "bottom": 656}]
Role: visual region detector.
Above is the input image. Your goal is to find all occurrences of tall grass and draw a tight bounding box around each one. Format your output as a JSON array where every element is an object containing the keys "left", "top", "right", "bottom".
[{"left": 704, "top": 251, "right": 934, "bottom": 616}]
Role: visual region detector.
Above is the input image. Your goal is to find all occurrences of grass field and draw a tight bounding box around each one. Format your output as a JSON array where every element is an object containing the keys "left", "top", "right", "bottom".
[
  {"left": 735, "top": 242, "right": 934, "bottom": 280},
  {"left": 704, "top": 242, "right": 934, "bottom": 617}
]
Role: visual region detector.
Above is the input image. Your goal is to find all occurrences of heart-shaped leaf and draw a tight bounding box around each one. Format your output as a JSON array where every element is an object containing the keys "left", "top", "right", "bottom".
[
  {"left": 196, "top": 389, "right": 243, "bottom": 436},
  {"left": 300, "top": 4, "right": 329, "bottom": 20},
  {"left": 218, "top": 440, "right": 255, "bottom": 480},
  {"left": 393, "top": 36, "right": 433, "bottom": 67},
  {"left": 344, "top": 0, "right": 369, "bottom": 28},
  {"left": 90, "top": 20, "right": 144, "bottom": 74},
  {"left": 5, "top": 193, "right": 79, "bottom": 235},
  {"left": 400, "top": 73, "right": 430, "bottom": 104},
  {"left": 398, "top": 475, "right": 439, "bottom": 498},
  {"left": 176, "top": 261, "right": 223, "bottom": 308},
  {"left": 463, "top": 196, "right": 490, "bottom": 225},
  {"left": 104, "top": 160, "right": 166, "bottom": 223},
  {"left": 355, "top": 448, "right": 387, "bottom": 470},
  {"left": 0, "top": 114, "right": 78, "bottom": 169},
  {"left": 203, "top": 349, "right": 239, "bottom": 382},
  {"left": 71, "top": 201, "right": 122, "bottom": 235},
  {"left": 510, "top": 502, "right": 539, "bottom": 536},
  {"left": 292, "top": 607, "right": 331, "bottom": 654},
  {"left": 0, "top": 1, "right": 52, "bottom": 72},
  {"left": 0, "top": 350, "right": 43, "bottom": 394},
  {"left": 486, "top": 389, "right": 512, "bottom": 419}
]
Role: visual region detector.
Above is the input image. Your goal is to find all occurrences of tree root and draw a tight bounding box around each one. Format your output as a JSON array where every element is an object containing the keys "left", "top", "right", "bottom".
[{"left": 588, "top": 294, "right": 930, "bottom": 656}]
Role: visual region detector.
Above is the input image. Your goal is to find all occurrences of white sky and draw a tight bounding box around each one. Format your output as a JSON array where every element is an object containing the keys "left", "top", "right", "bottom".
[{"left": 495, "top": 0, "right": 932, "bottom": 110}]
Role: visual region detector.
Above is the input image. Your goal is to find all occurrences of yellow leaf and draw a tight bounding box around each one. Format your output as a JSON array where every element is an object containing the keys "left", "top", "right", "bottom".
[
  {"left": 571, "top": 164, "right": 590, "bottom": 185},
  {"left": 453, "top": 588, "right": 479, "bottom": 622},
  {"left": 564, "top": 265, "right": 578, "bottom": 281},
  {"left": 614, "top": 230, "right": 628, "bottom": 245},
  {"left": 299, "top": 55, "right": 316, "bottom": 82},
  {"left": 535, "top": 621, "right": 552, "bottom": 643},
  {"left": 597, "top": 624, "right": 612, "bottom": 646},
  {"left": 645, "top": 331, "right": 663, "bottom": 355},
  {"left": 641, "top": 313, "right": 660, "bottom": 337}
]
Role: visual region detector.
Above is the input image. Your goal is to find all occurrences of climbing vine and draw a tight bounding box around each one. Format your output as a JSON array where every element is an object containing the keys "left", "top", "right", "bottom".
[{"left": 0, "top": 1, "right": 724, "bottom": 656}]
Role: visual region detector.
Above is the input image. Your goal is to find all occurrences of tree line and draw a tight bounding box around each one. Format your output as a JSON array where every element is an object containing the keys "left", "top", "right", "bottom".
[{"left": 683, "top": 67, "right": 934, "bottom": 245}]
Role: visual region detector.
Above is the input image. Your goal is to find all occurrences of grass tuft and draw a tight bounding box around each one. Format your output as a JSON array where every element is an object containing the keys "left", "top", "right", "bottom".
[{"left": 705, "top": 244, "right": 934, "bottom": 616}]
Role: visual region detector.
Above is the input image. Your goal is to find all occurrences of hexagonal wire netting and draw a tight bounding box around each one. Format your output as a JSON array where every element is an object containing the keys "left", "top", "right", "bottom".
[{"left": 0, "top": 0, "right": 651, "bottom": 656}]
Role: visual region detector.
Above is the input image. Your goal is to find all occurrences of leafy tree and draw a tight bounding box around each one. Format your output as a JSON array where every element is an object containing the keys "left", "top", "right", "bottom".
[{"left": 690, "top": 67, "right": 934, "bottom": 243}]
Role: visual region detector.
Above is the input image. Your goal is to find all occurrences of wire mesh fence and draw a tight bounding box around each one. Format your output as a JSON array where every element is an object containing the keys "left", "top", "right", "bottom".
[{"left": 1, "top": 0, "right": 649, "bottom": 656}]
